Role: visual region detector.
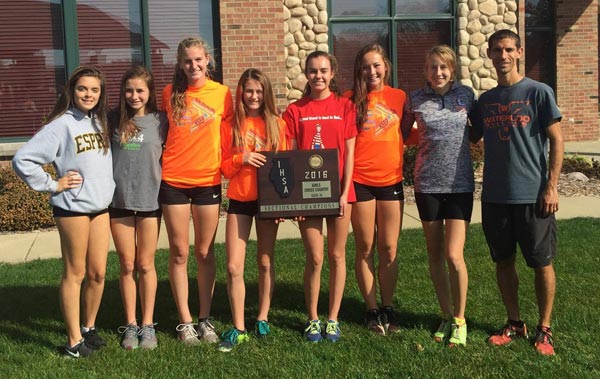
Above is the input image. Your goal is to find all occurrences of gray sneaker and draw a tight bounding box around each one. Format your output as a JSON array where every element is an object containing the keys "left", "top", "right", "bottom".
[
  {"left": 176, "top": 323, "right": 201, "bottom": 346},
  {"left": 139, "top": 324, "right": 158, "bottom": 350},
  {"left": 118, "top": 323, "right": 140, "bottom": 350},
  {"left": 197, "top": 318, "right": 218, "bottom": 343}
]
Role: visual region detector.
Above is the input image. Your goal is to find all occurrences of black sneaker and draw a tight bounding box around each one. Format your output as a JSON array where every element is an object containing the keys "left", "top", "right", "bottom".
[
  {"left": 365, "top": 309, "right": 385, "bottom": 335},
  {"left": 64, "top": 339, "right": 94, "bottom": 358},
  {"left": 82, "top": 328, "right": 106, "bottom": 349},
  {"left": 380, "top": 306, "right": 401, "bottom": 334}
]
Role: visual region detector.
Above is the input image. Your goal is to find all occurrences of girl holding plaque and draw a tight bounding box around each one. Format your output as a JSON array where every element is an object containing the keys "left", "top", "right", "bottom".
[
  {"left": 346, "top": 44, "right": 408, "bottom": 336},
  {"left": 283, "top": 51, "right": 357, "bottom": 343},
  {"left": 218, "top": 68, "right": 287, "bottom": 352}
]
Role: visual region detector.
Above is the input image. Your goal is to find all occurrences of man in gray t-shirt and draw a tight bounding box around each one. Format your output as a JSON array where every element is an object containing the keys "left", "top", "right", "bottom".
[{"left": 471, "top": 29, "right": 564, "bottom": 356}]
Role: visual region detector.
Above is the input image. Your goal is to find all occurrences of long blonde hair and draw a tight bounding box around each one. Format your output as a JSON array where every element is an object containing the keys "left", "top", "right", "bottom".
[
  {"left": 233, "top": 68, "right": 281, "bottom": 152},
  {"left": 351, "top": 44, "right": 392, "bottom": 131},
  {"left": 47, "top": 66, "right": 110, "bottom": 153},
  {"left": 170, "top": 37, "right": 215, "bottom": 122}
]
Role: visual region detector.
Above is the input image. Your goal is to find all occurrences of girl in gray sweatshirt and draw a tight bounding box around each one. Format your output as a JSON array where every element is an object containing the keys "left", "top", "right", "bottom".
[{"left": 12, "top": 66, "right": 114, "bottom": 358}]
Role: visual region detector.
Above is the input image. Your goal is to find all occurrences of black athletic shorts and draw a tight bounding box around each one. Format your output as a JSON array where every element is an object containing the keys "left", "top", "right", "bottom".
[
  {"left": 52, "top": 206, "right": 108, "bottom": 218},
  {"left": 354, "top": 181, "right": 404, "bottom": 202},
  {"left": 481, "top": 202, "right": 556, "bottom": 269},
  {"left": 158, "top": 181, "right": 221, "bottom": 205},
  {"left": 415, "top": 192, "right": 473, "bottom": 222},
  {"left": 108, "top": 207, "right": 162, "bottom": 219},
  {"left": 227, "top": 199, "right": 258, "bottom": 217}
]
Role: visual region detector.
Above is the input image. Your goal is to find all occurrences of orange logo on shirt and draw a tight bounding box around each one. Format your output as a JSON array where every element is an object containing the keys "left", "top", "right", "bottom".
[
  {"left": 365, "top": 103, "right": 399, "bottom": 136},
  {"left": 180, "top": 98, "right": 216, "bottom": 133}
]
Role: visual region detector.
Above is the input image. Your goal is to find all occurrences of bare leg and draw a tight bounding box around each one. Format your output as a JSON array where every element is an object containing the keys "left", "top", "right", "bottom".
[
  {"left": 135, "top": 216, "right": 160, "bottom": 326},
  {"left": 325, "top": 203, "right": 352, "bottom": 321},
  {"left": 351, "top": 200, "right": 377, "bottom": 310},
  {"left": 422, "top": 220, "right": 452, "bottom": 316},
  {"left": 191, "top": 204, "right": 219, "bottom": 319},
  {"left": 535, "top": 263, "right": 556, "bottom": 327},
  {"left": 163, "top": 204, "right": 193, "bottom": 323},
  {"left": 225, "top": 213, "right": 252, "bottom": 331},
  {"left": 255, "top": 218, "right": 279, "bottom": 322},
  {"left": 496, "top": 255, "right": 520, "bottom": 322},
  {"left": 111, "top": 216, "right": 137, "bottom": 325},
  {"left": 299, "top": 217, "right": 324, "bottom": 321},
  {"left": 444, "top": 219, "right": 469, "bottom": 319},
  {"left": 56, "top": 216, "right": 90, "bottom": 346},
  {"left": 375, "top": 200, "right": 402, "bottom": 307},
  {"left": 81, "top": 213, "right": 110, "bottom": 329}
]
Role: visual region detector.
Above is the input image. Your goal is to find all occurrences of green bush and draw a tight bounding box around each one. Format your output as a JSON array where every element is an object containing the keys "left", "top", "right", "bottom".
[
  {"left": 562, "top": 156, "right": 600, "bottom": 179},
  {"left": 0, "top": 165, "right": 55, "bottom": 232}
]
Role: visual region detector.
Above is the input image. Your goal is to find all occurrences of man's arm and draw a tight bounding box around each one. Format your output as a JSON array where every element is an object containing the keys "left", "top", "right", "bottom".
[{"left": 540, "top": 119, "right": 564, "bottom": 215}]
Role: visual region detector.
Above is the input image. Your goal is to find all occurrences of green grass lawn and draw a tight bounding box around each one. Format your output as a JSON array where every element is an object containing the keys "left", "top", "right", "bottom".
[{"left": 1, "top": 218, "right": 599, "bottom": 379}]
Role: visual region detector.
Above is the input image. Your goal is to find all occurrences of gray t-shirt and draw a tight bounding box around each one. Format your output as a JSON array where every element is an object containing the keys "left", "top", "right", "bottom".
[
  {"left": 111, "top": 112, "right": 167, "bottom": 211},
  {"left": 402, "top": 83, "right": 475, "bottom": 193},
  {"left": 473, "top": 77, "right": 562, "bottom": 204}
]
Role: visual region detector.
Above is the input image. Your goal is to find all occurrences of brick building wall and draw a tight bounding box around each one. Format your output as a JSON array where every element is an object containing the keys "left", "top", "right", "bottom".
[
  {"left": 555, "top": 0, "right": 599, "bottom": 141},
  {"left": 219, "top": 1, "right": 288, "bottom": 110}
]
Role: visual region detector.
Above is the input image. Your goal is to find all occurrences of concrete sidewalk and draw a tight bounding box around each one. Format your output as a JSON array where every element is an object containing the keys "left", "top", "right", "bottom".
[{"left": 2, "top": 195, "right": 599, "bottom": 264}]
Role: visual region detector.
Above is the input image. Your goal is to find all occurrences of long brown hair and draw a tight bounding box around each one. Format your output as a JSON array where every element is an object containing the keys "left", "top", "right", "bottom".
[
  {"left": 233, "top": 69, "right": 282, "bottom": 152},
  {"left": 170, "top": 37, "right": 215, "bottom": 122},
  {"left": 47, "top": 66, "right": 110, "bottom": 153},
  {"left": 302, "top": 50, "right": 342, "bottom": 97},
  {"left": 116, "top": 66, "right": 158, "bottom": 144},
  {"left": 351, "top": 44, "right": 392, "bottom": 131}
]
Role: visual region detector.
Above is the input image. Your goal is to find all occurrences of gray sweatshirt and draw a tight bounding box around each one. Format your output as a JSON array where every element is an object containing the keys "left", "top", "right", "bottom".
[
  {"left": 12, "top": 108, "right": 115, "bottom": 213},
  {"left": 110, "top": 112, "right": 167, "bottom": 211}
]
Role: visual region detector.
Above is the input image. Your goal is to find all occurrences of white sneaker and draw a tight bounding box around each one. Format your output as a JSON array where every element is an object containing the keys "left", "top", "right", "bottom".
[
  {"left": 176, "top": 323, "right": 200, "bottom": 346},
  {"left": 197, "top": 318, "right": 218, "bottom": 343}
]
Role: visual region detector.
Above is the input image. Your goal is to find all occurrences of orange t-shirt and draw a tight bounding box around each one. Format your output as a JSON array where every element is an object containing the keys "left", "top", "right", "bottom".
[
  {"left": 345, "top": 86, "right": 407, "bottom": 187},
  {"left": 221, "top": 116, "right": 288, "bottom": 202},
  {"left": 161, "top": 81, "right": 233, "bottom": 188}
]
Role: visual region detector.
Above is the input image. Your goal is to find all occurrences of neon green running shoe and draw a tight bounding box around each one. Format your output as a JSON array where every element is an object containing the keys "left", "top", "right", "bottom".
[
  {"left": 448, "top": 319, "right": 467, "bottom": 347},
  {"left": 217, "top": 328, "right": 249, "bottom": 353},
  {"left": 433, "top": 318, "right": 452, "bottom": 342}
]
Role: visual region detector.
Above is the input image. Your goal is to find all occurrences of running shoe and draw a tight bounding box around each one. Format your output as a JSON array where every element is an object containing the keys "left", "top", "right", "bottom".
[
  {"left": 217, "top": 328, "right": 250, "bottom": 353},
  {"left": 324, "top": 320, "right": 341, "bottom": 342},
  {"left": 64, "top": 338, "right": 94, "bottom": 358},
  {"left": 254, "top": 320, "right": 271, "bottom": 338},
  {"left": 82, "top": 327, "right": 106, "bottom": 349},
  {"left": 534, "top": 326, "right": 555, "bottom": 356},
  {"left": 488, "top": 322, "right": 528, "bottom": 346},
  {"left": 365, "top": 309, "right": 385, "bottom": 336},
  {"left": 380, "top": 306, "right": 400, "bottom": 334},
  {"left": 433, "top": 318, "right": 452, "bottom": 342},
  {"left": 448, "top": 319, "right": 467, "bottom": 347},
  {"left": 117, "top": 323, "right": 140, "bottom": 350},
  {"left": 139, "top": 324, "right": 158, "bottom": 350},
  {"left": 176, "top": 323, "right": 200, "bottom": 346},
  {"left": 197, "top": 318, "right": 219, "bottom": 343},
  {"left": 304, "top": 320, "right": 323, "bottom": 343}
]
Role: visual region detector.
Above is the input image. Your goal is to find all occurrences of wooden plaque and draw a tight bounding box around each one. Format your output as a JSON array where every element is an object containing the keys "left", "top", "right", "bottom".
[{"left": 257, "top": 149, "right": 340, "bottom": 219}]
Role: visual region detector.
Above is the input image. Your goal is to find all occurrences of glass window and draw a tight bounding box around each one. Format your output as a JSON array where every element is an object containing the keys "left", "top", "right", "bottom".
[
  {"left": 331, "top": 0, "right": 388, "bottom": 17},
  {"left": 331, "top": 23, "right": 390, "bottom": 91},
  {"left": 396, "top": 21, "right": 453, "bottom": 92},
  {"left": 330, "top": 2, "right": 454, "bottom": 92},
  {"left": 148, "top": 0, "right": 219, "bottom": 106},
  {"left": 395, "top": 0, "right": 451, "bottom": 15},
  {"left": 525, "top": 0, "right": 555, "bottom": 90},
  {"left": 77, "top": 0, "right": 144, "bottom": 108},
  {"left": 0, "top": 0, "right": 66, "bottom": 138}
]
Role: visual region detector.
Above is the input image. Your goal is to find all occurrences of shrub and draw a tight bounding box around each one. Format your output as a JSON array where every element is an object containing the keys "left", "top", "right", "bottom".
[
  {"left": 402, "top": 146, "right": 417, "bottom": 185},
  {"left": 562, "top": 156, "right": 600, "bottom": 179},
  {"left": 0, "top": 165, "right": 55, "bottom": 232}
]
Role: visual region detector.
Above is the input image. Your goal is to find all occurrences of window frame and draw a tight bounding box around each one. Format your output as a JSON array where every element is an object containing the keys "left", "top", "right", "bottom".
[{"left": 328, "top": 0, "right": 455, "bottom": 88}]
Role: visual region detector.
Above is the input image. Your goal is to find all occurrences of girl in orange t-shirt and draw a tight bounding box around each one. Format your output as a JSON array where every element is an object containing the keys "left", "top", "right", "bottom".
[
  {"left": 159, "top": 37, "right": 233, "bottom": 345},
  {"left": 347, "top": 44, "right": 408, "bottom": 336},
  {"left": 217, "top": 68, "right": 287, "bottom": 352}
]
